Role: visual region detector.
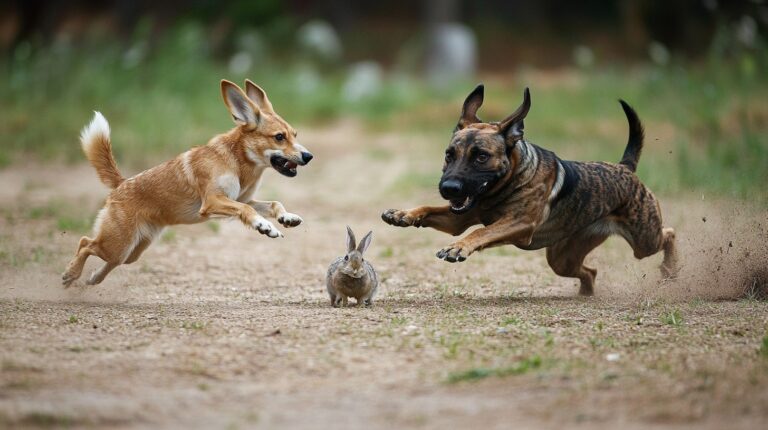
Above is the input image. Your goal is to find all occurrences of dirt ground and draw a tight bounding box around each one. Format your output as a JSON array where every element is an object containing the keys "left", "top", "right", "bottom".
[{"left": 1, "top": 123, "right": 767, "bottom": 429}]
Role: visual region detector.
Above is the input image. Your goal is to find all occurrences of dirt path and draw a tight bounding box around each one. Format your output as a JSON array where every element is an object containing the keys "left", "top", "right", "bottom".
[{"left": 1, "top": 125, "right": 767, "bottom": 429}]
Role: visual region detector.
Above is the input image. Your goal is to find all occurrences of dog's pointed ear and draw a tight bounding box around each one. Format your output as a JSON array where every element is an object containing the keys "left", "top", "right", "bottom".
[
  {"left": 244, "top": 79, "right": 274, "bottom": 113},
  {"left": 346, "top": 226, "right": 357, "bottom": 253},
  {"left": 456, "top": 84, "right": 484, "bottom": 130},
  {"left": 357, "top": 231, "right": 372, "bottom": 254},
  {"left": 221, "top": 80, "right": 260, "bottom": 129},
  {"left": 498, "top": 87, "right": 531, "bottom": 141}
]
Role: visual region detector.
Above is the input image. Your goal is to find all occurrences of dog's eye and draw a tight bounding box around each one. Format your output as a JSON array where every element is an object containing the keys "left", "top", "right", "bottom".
[
  {"left": 445, "top": 152, "right": 453, "bottom": 163},
  {"left": 275, "top": 133, "right": 285, "bottom": 142},
  {"left": 476, "top": 153, "right": 489, "bottom": 163}
]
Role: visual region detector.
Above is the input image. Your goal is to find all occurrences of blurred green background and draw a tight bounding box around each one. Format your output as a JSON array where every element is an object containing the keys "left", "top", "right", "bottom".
[{"left": 0, "top": 0, "right": 766, "bottom": 202}]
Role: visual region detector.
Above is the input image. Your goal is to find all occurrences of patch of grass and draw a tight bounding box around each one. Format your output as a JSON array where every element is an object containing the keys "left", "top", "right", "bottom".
[
  {"left": 19, "top": 412, "right": 78, "bottom": 427},
  {"left": 661, "top": 309, "right": 684, "bottom": 327},
  {"left": 390, "top": 316, "right": 407, "bottom": 326},
  {"left": 67, "top": 315, "right": 79, "bottom": 324},
  {"left": 27, "top": 205, "right": 60, "bottom": 219},
  {"left": 207, "top": 221, "right": 221, "bottom": 234},
  {"left": 0, "top": 249, "right": 19, "bottom": 266},
  {"left": 30, "top": 246, "right": 50, "bottom": 263},
  {"left": 2, "top": 360, "right": 40, "bottom": 373},
  {"left": 447, "top": 356, "right": 543, "bottom": 383},
  {"left": 501, "top": 316, "right": 521, "bottom": 326},
  {"left": 181, "top": 321, "right": 206, "bottom": 330},
  {"left": 56, "top": 215, "right": 92, "bottom": 233},
  {"left": 161, "top": 229, "right": 177, "bottom": 243},
  {"left": 378, "top": 246, "right": 394, "bottom": 258},
  {"left": 441, "top": 336, "right": 462, "bottom": 360},
  {"left": 759, "top": 333, "right": 768, "bottom": 359}
]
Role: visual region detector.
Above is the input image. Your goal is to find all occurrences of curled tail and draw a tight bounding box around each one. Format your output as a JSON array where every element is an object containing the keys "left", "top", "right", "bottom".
[
  {"left": 618, "top": 100, "right": 645, "bottom": 172},
  {"left": 80, "top": 112, "right": 124, "bottom": 189}
]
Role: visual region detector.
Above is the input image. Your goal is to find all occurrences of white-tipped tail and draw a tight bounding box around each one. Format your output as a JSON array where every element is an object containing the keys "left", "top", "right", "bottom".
[
  {"left": 80, "top": 111, "right": 110, "bottom": 150},
  {"left": 80, "top": 111, "right": 124, "bottom": 189}
]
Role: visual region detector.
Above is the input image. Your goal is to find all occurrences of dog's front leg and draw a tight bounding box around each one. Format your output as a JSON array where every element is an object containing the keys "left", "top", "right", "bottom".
[
  {"left": 436, "top": 218, "right": 536, "bottom": 262},
  {"left": 200, "top": 194, "right": 282, "bottom": 238},
  {"left": 247, "top": 200, "right": 303, "bottom": 228},
  {"left": 381, "top": 206, "right": 478, "bottom": 236}
]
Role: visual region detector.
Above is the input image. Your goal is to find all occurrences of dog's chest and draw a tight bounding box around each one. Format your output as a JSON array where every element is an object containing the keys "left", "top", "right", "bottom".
[
  {"left": 215, "top": 168, "right": 265, "bottom": 202},
  {"left": 216, "top": 174, "right": 241, "bottom": 200}
]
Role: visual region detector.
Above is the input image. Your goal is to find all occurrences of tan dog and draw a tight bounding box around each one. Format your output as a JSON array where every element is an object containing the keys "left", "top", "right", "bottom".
[{"left": 62, "top": 80, "right": 313, "bottom": 287}]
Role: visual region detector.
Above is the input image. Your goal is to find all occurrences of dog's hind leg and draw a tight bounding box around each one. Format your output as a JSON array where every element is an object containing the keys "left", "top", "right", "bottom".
[
  {"left": 546, "top": 230, "right": 609, "bottom": 296},
  {"left": 86, "top": 262, "right": 118, "bottom": 285},
  {"left": 124, "top": 236, "right": 155, "bottom": 264},
  {"left": 614, "top": 198, "right": 678, "bottom": 280},
  {"left": 62, "top": 236, "right": 96, "bottom": 287},
  {"left": 81, "top": 213, "right": 152, "bottom": 285}
]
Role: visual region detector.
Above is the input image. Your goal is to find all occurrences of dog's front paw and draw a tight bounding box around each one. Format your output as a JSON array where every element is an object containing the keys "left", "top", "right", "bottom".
[
  {"left": 252, "top": 217, "right": 283, "bottom": 238},
  {"left": 436, "top": 244, "right": 470, "bottom": 263},
  {"left": 62, "top": 271, "right": 78, "bottom": 288},
  {"left": 278, "top": 212, "right": 303, "bottom": 228},
  {"left": 381, "top": 209, "right": 420, "bottom": 227}
]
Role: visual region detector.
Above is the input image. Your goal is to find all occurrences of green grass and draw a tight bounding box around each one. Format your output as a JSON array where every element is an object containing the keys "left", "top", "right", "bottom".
[
  {"left": 446, "top": 355, "right": 544, "bottom": 383},
  {"left": 181, "top": 321, "right": 206, "bottom": 330},
  {"left": 1, "top": 25, "right": 767, "bottom": 202},
  {"left": 759, "top": 334, "right": 768, "bottom": 359},
  {"left": 161, "top": 229, "right": 177, "bottom": 243},
  {"left": 661, "top": 309, "right": 684, "bottom": 327}
]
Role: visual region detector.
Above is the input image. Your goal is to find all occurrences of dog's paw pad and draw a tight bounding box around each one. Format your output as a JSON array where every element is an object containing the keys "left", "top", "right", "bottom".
[{"left": 278, "top": 213, "right": 303, "bottom": 227}]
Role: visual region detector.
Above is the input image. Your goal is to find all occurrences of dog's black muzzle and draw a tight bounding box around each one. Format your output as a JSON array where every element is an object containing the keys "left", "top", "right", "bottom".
[{"left": 439, "top": 172, "right": 500, "bottom": 214}]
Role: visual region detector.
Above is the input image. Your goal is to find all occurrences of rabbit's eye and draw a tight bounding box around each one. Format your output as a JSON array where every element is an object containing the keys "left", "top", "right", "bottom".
[{"left": 344, "top": 255, "right": 349, "bottom": 261}]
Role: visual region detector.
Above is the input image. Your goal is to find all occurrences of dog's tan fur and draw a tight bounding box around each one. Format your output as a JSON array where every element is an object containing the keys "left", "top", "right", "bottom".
[{"left": 62, "top": 80, "right": 311, "bottom": 287}]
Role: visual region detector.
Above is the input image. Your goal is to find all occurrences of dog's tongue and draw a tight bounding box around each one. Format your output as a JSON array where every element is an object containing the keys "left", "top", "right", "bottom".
[{"left": 284, "top": 160, "right": 297, "bottom": 169}]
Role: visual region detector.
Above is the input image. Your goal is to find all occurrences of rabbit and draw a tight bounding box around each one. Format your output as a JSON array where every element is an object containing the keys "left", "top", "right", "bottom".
[{"left": 326, "top": 226, "right": 379, "bottom": 307}]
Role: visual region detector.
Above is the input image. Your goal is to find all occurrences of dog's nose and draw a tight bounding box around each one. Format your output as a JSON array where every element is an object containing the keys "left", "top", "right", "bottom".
[
  {"left": 440, "top": 179, "right": 464, "bottom": 199},
  {"left": 301, "top": 151, "right": 314, "bottom": 164}
]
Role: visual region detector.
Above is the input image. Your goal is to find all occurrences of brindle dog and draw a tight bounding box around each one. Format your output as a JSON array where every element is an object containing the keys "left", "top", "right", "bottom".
[{"left": 382, "top": 85, "right": 678, "bottom": 295}]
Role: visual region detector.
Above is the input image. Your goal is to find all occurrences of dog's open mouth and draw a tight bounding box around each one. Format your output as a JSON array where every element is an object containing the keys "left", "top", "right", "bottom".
[
  {"left": 449, "top": 196, "right": 476, "bottom": 214},
  {"left": 270, "top": 155, "right": 298, "bottom": 177},
  {"left": 447, "top": 181, "right": 489, "bottom": 214}
]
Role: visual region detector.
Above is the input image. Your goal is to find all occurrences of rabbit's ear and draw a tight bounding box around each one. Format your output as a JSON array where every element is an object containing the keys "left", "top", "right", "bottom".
[
  {"left": 346, "top": 226, "right": 356, "bottom": 252},
  {"left": 357, "top": 231, "right": 373, "bottom": 254}
]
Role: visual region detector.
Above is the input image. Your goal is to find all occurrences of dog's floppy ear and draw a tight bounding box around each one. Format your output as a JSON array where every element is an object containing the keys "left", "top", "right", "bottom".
[
  {"left": 244, "top": 79, "right": 274, "bottom": 113},
  {"left": 456, "top": 84, "right": 484, "bottom": 130},
  {"left": 221, "top": 80, "right": 260, "bottom": 129},
  {"left": 346, "top": 226, "right": 357, "bottom": 253},
  {"left": 357, "top": 231, "right": 373, "bottom": 254},
  {"left": 498, "top": 87, "right": 531, "bottom": 141}
]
